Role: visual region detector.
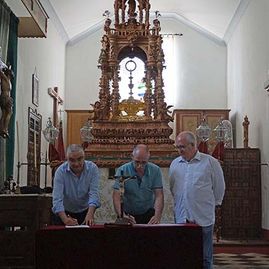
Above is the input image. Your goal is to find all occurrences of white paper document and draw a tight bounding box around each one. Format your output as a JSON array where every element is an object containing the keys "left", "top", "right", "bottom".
[{"left": 65, "top": 225, "right": 90, "bottom": 228}]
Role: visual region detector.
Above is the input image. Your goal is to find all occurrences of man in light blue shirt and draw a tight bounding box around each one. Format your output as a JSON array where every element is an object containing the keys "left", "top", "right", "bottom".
[
  {"left": 52, "top": 144, "right": 100, "bottom": 226},
  {"left": 113, "top": 144, "right": 164, "bottom": 224},
  {"left": 169, "top": 131, "right": 225, "bottom": 269}
]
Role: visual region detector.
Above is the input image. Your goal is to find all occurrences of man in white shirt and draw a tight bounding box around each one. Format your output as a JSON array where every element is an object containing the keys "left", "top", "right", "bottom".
[{"left": 169, "top": 131, "right": 225, "bottom": 269}]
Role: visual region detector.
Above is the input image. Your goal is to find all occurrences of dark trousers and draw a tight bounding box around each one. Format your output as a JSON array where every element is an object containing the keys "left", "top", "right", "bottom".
[
  {"left": 132, "top": 208, "right": 155, "bottom": 224},
  {"left": 52, "top": 209, "right": 88, "bottom": 225}
]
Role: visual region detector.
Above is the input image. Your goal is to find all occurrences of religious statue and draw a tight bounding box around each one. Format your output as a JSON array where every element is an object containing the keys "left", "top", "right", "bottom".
[
  {"left": 156, "top": 102, "right": 173, "bottom": 121},
  {"left": 127, "top": 0, "right": 137, "bottom": 18},
  {"left": 98, "top": 35, "right": 109, "bottom": 65},
  {"left": 0, "top": 66, "right": 14, "bottom": 138},
  {"left": 89, "top": 101, "right": 102, "bottom": 120}
]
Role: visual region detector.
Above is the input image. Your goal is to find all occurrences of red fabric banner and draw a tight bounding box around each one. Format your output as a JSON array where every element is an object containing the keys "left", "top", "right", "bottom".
[
  {"left": 56, "top": 121, "right": 65, "bottom": 161},
  {"left": 212, "top": 141, "right": 224, "bottom": 161},
  {"left": 198, "top": 141, "right": 208, "bottom": 154},
  {"left": 48, "top": 143, "right": 59, "bottom": 162}
]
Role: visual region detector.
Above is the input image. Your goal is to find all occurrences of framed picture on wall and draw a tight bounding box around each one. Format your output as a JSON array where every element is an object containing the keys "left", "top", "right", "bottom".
[{"left": 32, "top": 74, "right": 39, "bottom": 107}]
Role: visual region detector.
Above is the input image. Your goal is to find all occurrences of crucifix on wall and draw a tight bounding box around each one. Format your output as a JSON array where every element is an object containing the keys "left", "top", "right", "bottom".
[{"left": 48, "top": 87, "right": 63, "bottom": 127}]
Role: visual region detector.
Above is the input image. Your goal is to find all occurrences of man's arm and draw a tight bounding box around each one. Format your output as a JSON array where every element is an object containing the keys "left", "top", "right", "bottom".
[
  {"left": 85, "top": 163, "right": 101, "bottom": 225},
  {"left": 211, "top": 158, "right": 226, "bottom": 205},
  {"left": 148, "top": 188, "right": 164, "bottom": 224},
  {"left": 88, "top": 163, "right": 101, "bottom": 208},
  {"left": 84, "top": 206, "right": 97, "bottom": 226}
]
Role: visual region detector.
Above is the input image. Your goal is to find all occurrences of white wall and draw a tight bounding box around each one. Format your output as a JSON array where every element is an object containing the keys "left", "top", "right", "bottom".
[
  {"left": 65, "top": 30, "right": 102, "bottom": 109},
  {"left": 227, "top": 0, "right": 269, "bottom": 229},
  {"left": 65, "top": 18, "right": 227, "bottom": 111},
  {"left": 15, "top": 18, "right": 66, "bottom": 187},
  {"left": 161, "top": 18, "right": 227, "bottom": 110}
]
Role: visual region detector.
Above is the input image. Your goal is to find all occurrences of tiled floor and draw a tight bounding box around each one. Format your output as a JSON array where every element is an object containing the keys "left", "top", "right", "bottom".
[{"left": 214, "top": 253, "right": 269, "bottom": 269}]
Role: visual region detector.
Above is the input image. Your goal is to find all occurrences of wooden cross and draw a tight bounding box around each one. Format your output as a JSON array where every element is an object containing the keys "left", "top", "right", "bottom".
[{"left": 48, "top": 87, "right": 63, "bottom": 127}]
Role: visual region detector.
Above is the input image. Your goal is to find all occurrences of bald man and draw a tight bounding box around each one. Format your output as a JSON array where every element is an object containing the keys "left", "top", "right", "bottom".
[{"left": 113, "top": 144, "right": 164, "bottom": 224}]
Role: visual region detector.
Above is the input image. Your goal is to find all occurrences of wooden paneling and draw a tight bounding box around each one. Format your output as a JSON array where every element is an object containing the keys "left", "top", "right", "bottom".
[
  {"left": 27, "top": 107, "right": 42, "bottom": 186},
  {"left": 173, "top": 109, "right": 230, "bottom": 136},
  {"left": 221, "top": 148, "right": 261, "bottom": 239},
  {"left": 0, "top": 194, "right": 52, "bottom": 268},
  {"left": 173, "top": 109, "right": 230, "bottom": 153},
  {"left": 66, "top": 110, "right": 92, "bottom": 145}
]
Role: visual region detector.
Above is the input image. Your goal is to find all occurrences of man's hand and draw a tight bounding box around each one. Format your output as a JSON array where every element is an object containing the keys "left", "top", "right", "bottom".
[
  {"left": 84, "top": 212, "right": 94, "bottom": 226},
  {"left": 122, "top": 213, "right": 136, "bottom": 224},
  {"left": 63, "top": 215, "right": 78, "bottom": 226},
  {"left": 148, "top": 214, "right": 161, "bottom": 224},
  {"left": 82, "top": 206, "right": 96, "bottom": 226}
]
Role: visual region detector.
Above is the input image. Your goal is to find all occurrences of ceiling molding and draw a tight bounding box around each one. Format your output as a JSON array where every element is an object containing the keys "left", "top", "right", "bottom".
[
  {"left": 67, "top": 11, "right": 226, "bottom": 47},
  {"left": 160, "top": 12, "right": 226, "bottom": 46},
  {"left": 40, "top": 0, "right": 69, "bottom": 43},
  {"left": 223, "top": 0, "right": 251, "bottom": 44},
  {"left": 67, "top": 20, "right": 105, "bottom": 46}
]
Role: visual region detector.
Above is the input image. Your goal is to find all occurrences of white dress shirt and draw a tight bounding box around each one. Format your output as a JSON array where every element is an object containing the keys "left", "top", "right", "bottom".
[{"left": 169, "top": 151, "right": 225, "bottom": 227}]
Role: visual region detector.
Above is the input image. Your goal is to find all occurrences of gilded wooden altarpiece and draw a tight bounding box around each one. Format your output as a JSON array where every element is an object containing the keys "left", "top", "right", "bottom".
[{"left": 85, "top": 0, "right": 177, "bottom": 167}]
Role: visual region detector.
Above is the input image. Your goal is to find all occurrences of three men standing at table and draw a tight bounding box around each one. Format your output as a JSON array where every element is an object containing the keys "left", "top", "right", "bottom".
[
  {"left": 169, "top": 131, "right": 225, "bottom": 269},
  {"left": 52, "top": 137, "right": 225, "bottom": 268}
]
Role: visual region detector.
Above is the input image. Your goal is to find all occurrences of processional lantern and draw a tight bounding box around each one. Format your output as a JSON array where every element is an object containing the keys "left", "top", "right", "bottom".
[
  {"left": 196, "top": 118, "right": 211, "bottom": 142},
  {"left": 196, "top": 118, "right": 211, "bottom": 154},
  {"left": 212, "top": 118, "right": 227, "bottom": 161},
  {"left": 42, "top": 117, "right": 59, "bottom": 143},
  {"left": 214, "top": 119, "right": 227, "bottom": 142},
  {"left": 85, "top": 0, "right": 178, "bottom": 167},
  {"left": 80, "top": 119, "right": 93, "bottom": 143}
]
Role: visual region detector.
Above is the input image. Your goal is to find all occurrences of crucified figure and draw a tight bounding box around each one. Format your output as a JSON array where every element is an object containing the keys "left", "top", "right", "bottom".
[{"left": 0, "top": 67, "right": 14, "bottom": 138}]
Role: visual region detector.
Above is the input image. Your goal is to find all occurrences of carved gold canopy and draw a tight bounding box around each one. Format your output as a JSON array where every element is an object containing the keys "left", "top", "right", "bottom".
[{"left": 85, "top": 0, "right": 177, "bottom": 167}]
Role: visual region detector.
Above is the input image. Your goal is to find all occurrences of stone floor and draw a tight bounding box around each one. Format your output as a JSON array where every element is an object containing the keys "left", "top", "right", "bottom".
[{"left": 213, "top": 239, "right": 269, "bottom": 268}]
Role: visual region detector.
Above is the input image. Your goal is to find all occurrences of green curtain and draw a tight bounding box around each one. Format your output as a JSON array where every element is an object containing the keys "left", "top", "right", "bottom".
[{"left": 6, "top": 11, "right": 19, "bottom": 178}]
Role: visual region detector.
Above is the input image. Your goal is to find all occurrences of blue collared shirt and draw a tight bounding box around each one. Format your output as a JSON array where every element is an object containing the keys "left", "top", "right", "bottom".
[
  {"left": 113, "top": 161, "right": 163, "bottom": 215},
  {"left": 52, "top": 160, "right": 100, "bottom": 214},
  {"left": 169, "top": 151, "right": 225, "bottom": 226}
]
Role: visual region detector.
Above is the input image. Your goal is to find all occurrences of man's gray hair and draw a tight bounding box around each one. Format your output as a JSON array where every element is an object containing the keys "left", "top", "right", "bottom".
[
  {"left": 178, "top": 131, "right": 197, "bottom": 146},
  {"left": 66, "top": 144, "right": 85, "bottom": 156}
]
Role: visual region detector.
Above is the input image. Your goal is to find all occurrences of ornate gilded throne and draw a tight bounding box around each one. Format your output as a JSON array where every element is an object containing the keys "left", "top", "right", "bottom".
[{"left": 85, "top": 0, "right": 177, "bottom": 167}]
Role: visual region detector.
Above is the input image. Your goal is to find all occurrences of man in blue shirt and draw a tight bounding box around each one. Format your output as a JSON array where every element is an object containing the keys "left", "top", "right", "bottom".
[
  {"left": 52, "top": 144, "right": 100, "bottom": 226},
  {"left": 113, "top": 144, "right": 164, "bottom": 224},
  {"left": 169, "top": 131, "right": 225, "bottom": 269}
]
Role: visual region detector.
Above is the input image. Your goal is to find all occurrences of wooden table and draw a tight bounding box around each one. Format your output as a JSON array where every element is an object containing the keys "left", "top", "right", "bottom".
[{"left": 36, "top": 224, "right": 203, "bottom": 269}]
